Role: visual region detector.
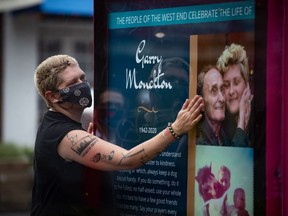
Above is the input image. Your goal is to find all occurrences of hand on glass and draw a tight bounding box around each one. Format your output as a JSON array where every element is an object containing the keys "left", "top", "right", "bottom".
[{"left": 170, "top": 95, "right": 204, "bottom": 136}]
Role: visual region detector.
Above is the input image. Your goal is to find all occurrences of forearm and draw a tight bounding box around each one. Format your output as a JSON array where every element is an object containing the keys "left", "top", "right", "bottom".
[{"left": 118, "top": 127, "right": 176, "bottom": 169}]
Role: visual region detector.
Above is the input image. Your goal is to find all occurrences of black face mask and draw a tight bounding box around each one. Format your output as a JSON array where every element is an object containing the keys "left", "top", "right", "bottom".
[{"left": 58, "top": 80, "right": 92, "bottom": 107}]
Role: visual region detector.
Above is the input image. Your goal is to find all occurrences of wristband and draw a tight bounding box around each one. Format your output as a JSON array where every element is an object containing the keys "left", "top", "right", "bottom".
[
  {"left": 167, "top": 122, "right": 181, "bottom": 139},
  {"left": 162, "top": 127, "right": 176, "bottom": 142}
]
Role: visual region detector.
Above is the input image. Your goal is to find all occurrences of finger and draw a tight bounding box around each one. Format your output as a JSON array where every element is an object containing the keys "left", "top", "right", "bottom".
[
  {"left": 250, "top": 94, "right": 254, "bottom": 103},
  {"left": 87, "top": 122, "right": 94, "bottom": 135},
  {"left": 247, "top": 83, "right": 251, "bottom": 92},
  {"left": 186, "top": 102, "right": 204, "bottom": 125},
  {"left": 180, "top": 99, "right": 190, "bottom": 110},
  {"left": 191, "top": 113, "right": 203, "bottom": 127},
  {"left": 243, "top": 88, "right": 249, "bottom": 98},
  {"left": 190, "top": 96, "right": 204, "bottom": 112},
  {"left": 198, "top": 101, "right": 205, "bottom": 113},
  {"left": 187, "top": 95, "right": 201, "bottom": 110}
]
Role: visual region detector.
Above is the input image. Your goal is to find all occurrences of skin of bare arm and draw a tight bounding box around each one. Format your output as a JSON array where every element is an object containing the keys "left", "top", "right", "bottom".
[{"left": 57, "top": 95, "right": 204, "bottom": 171}]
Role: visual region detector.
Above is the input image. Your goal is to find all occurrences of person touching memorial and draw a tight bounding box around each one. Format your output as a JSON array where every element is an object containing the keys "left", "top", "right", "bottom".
[{"left": 31, "top": 54, "right": 204, "bottom": 216}]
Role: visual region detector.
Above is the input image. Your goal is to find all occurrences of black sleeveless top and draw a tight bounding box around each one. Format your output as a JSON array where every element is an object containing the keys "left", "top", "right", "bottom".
[{"left": 31, "top": 111, "right": 87, "bottom": 216}]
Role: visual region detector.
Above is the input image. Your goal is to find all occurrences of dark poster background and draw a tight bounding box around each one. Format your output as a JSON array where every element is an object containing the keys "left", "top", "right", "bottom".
[
  {"left": 107, "top": 23, "right": 192, "bottom": 216},
  {"left": 94, "top": 1, "right": 266, "bottom": 215}
]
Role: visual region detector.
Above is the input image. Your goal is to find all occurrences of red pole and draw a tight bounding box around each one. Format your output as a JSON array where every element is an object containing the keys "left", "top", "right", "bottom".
[
  {"left": 282, "top": 0, "right": 288, "bottom": 214},
  {"left": 266, "top": 0, "right": 283, "bottom": 215}
]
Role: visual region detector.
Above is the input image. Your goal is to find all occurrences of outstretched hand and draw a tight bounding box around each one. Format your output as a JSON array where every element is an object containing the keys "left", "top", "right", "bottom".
[{"left": 171, "top": 95, "right": 204, "bottom": 136}]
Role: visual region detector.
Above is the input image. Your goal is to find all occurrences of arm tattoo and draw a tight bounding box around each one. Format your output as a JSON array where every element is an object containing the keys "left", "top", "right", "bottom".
[
  {"left": 119, "top": 144, "right": 156, "bottom": 165},
  {"left": 91, "top": 151, "right": 115, "bottom": 163},
  {"left": 67, "top": 134, "right": 78, "bottom": 146},
  {"left": 67, "top": 134, "right": 98, "bottom": 157}
]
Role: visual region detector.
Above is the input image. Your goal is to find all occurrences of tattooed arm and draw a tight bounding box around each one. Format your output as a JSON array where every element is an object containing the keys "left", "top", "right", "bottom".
[
  {"left": 57, "top": 129, "right": 168, "bottom": 171},
  {"left": 57, "top": 95, "right": 204, "bottom": 171}
]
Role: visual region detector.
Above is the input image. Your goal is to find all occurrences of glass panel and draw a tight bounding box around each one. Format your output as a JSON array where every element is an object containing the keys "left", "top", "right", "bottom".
[{"left": 94, "top": 1, "right": 270, "bottom": 215}]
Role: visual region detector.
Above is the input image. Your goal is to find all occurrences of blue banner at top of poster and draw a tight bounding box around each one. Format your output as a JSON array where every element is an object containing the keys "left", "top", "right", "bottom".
[{"left": 109, "top": 1, "right": 255, "bottom": 29}]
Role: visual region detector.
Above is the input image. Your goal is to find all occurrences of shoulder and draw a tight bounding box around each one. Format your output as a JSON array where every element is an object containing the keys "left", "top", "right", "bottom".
[
  {"left": 44, "top": 111, "right": 83, "bottom": 133},
  {"left": 36, "top": 111, "right": 84, "bottom": 152}
]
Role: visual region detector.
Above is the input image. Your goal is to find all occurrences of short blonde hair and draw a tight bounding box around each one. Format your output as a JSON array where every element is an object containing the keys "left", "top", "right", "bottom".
[
  {"left": 217, "top": 43, "right": 249, "bottom": 83},
  {"left": 34, "top": 54, "right": 78, "bottom": 108}
]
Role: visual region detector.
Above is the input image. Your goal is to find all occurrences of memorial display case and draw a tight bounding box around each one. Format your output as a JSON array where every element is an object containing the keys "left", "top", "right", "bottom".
[{"left": 94, "top": 1, "right": 286, "bottom": 215}]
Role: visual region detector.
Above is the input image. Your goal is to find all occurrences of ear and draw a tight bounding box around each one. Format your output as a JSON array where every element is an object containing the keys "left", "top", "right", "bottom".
[{"left": 45, "top": 90, "right": 61, "bottom": 104}]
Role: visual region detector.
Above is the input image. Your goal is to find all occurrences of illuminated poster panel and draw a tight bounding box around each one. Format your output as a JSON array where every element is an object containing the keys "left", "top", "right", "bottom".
[
  {"left": 94, "top": 1, "right": 265, "bottom": 215},
  {"left": 190, "top": 33, "right": 254, "bottom": 216}
]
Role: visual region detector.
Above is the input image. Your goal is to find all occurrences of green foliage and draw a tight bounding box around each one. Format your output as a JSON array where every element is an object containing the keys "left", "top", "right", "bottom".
[{"left": 0, "top": 142, "right": 33, "bottom": 162}]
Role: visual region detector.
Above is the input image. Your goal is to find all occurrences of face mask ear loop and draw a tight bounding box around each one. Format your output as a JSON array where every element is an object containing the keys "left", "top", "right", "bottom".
[{"left": 57, "top": 100, "right": 74, "bottom": 110}]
